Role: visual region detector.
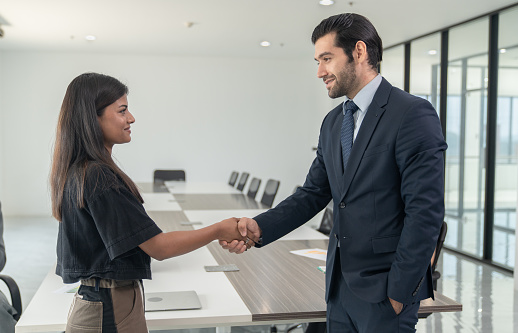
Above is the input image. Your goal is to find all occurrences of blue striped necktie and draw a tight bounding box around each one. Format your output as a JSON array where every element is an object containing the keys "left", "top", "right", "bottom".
[{"left": 341, "top": 100, "right": 359, "bottom": 172}]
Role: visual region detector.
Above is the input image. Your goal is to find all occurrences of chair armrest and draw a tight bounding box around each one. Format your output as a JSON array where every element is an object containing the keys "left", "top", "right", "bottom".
[{"left": 0, "top": 274, "right": 22, "bottom": 321}]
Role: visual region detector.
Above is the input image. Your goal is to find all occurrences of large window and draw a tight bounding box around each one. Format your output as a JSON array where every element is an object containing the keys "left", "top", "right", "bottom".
[
  {"left": 409, "top": 34, "right": 441, "bottom": 111},
  {"left": 444, "top": 18, "right": 489, "bottom": 258},
  {"left": 381, "top": 5, "right": 518, "bottom": 271},
  {"left": 493, "top": 6, "right": 518, "bottom": 268}
]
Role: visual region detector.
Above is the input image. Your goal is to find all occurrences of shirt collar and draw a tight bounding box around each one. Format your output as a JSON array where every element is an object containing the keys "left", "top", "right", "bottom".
[{"left": 343, "top": 74, "right": 382, "bottom": 114}]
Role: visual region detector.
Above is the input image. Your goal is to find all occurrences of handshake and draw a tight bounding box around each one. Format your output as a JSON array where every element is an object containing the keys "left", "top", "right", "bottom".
[{"left": 216, "top": 217, "right": 261, "bottom": 254}]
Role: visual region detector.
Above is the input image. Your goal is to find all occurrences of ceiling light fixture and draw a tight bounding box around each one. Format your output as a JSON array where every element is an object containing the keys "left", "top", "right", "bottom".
[
  {"left": 427, "top": 49, "right": 437, "bottom": 55},
  {"left": 500, "top": 48, "right": 507, "bottom": 54},
  {"left": 260, "top": 41, "right": 271, "bottom": 47},
  {"left": 85, "top": 35, "right": 96, "bottom": 41},
  {"left": 319, "top": 0, "right": 335, "bottom": 5}
]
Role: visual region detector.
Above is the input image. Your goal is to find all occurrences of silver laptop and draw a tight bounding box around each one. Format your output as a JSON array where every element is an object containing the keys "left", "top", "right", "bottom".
[{"left": 144, "top": 290, "right": 202, "bottom": 312}]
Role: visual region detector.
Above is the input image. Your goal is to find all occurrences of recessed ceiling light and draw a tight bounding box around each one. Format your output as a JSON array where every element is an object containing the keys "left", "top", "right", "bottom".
[
  {"left": 85, "top": 35, "right": 96, "bottom": 41},
  {"left": 319, "top": 0, "right": 335, "bottom": 5},
  {"left": 500, "top": 48, "right": 507, "bottom": 53},
  {"left": 427, "top": 49, "right": 437, "bottom": 55},
  {"left": 260, "top": 41, "right": 271, "bottom": 47}
]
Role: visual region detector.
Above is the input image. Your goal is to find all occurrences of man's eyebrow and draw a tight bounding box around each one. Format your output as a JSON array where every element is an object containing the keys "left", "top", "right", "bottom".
[{"left": 315, "top": 51, "right": 333, "bottom": 61}]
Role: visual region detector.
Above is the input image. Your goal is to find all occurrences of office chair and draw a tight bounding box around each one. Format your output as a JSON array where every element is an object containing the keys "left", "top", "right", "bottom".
[
  {"left": 0, "top": 274, "right": 22, "bottom": 321},
  {"left": 316, "top": 207, "right": 333, "bottom": 236},
  {"left": 418, "top": 220, "right": 448, "bottom": 319},
  {"left": 153, "top": 169, "right": 186, "bottom": 184},
  {"left": 236, "top": 172, "right": 249, "bottom": 191},
  {"left": 431, "top": 221, "right": 448, "bottom": 291},
  {"left": 247, "top": 178, "right": 261, "bottom": 199},
  {"left": 228, "top": 171, "right": 239, "bottom": 187},
  {"left": 0, "top": 200, "right": 22, "bottom": 323},
  {"left": 260, "top": 179, "right": 280, "bottom": 208}
]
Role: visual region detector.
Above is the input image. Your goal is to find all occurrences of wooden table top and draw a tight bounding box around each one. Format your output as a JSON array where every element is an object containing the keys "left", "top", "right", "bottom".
[
  {"left": 208, "top": 239, "right": 462, "bottom": 322},
  {"left": 173, "top": 193, "right": 269, "bottom": 210}
]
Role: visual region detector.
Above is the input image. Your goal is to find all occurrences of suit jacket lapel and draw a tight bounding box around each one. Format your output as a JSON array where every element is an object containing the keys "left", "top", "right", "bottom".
[{"left": 341, "top": 78, "right": 392, "bottom": 198}]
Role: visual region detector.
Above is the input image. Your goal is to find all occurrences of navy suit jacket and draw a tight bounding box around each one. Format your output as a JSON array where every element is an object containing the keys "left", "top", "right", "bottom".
[{"left": 255, "top": 77, "right": 447, "bottom": 305}]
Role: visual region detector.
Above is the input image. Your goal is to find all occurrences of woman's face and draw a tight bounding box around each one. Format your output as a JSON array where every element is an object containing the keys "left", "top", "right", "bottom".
[{"left": 98, "top": 94, "right": 135, "bottom": 152}]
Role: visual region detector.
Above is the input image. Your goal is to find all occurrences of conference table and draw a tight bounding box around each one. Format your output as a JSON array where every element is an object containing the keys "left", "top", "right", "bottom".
[{"left": 15, "top": 181, "right": 461, "bottom": 332}]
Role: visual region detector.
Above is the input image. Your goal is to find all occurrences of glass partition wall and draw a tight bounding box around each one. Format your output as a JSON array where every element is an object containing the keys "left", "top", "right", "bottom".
[
  {"left": 445, "top": 18, "right": 489, "bottom": 259},
  {"left": 493, "top": 6, "right": 518, "bottom": 268},
  {"left": 382, "top": 4, "right": 518, "bottom": 271}
]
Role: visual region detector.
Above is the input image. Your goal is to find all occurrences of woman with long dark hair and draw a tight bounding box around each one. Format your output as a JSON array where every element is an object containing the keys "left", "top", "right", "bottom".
[{"left": 50, "top": 73, "right": 245, "bottom": 332}]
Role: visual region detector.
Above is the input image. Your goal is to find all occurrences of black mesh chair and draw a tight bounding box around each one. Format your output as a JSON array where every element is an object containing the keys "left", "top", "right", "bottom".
[
  {"left": 418, "top": 221, "right": 448, "bottom": 319},
  {"left": 153, "top": 169, "right": 186, "bottom": 184},
  {"left": 260, "top": 179, "right": 280, "bottom": 208},
  {"left": 317, "top": 207, "right": 334, "bottom": 236},
  {"left": 236, "top": 172, "right": 249, "bottom": 191},
  {"left": 247, "top": 178, "right": 262, "bottom": 199},
  {"left": 1, "top": 201, "right": 22, "bottom": 323},
  {"left": 228, "top": 171, "right": 239, "bottom": 187},
  {"left": 431, "top": 221, "right": 448, "bottom": 290},
  {"left": 0, "top": 274, "right": 22, "bottom": 321}
]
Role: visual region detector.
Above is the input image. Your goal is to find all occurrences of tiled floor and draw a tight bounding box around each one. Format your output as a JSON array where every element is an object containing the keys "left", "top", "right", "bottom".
[{"left": 1, "top": 216, "right": 516, "bottom": 332}]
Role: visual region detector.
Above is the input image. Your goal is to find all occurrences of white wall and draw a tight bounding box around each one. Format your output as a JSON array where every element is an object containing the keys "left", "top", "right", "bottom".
[{"left": 0, "top": 50, "right": 337, "bottom": 216}]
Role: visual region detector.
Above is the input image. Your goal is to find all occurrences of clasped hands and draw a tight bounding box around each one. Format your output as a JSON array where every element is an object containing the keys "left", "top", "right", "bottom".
[{"left": 216, "top": 217, "right": 261, "bottom": 254}]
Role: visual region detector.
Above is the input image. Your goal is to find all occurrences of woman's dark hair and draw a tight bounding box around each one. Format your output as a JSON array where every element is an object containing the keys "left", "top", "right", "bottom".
[
  {"left": 50, "top": 72, "right": 142, "bottom": 221},
  {"left": 311, "top": 13, "right": 382, "bottom": 70}
]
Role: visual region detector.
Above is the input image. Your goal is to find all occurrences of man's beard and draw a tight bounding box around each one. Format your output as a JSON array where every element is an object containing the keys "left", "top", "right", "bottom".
[{"left": 328, "top": 63, "right": 356, "bottom": 99}]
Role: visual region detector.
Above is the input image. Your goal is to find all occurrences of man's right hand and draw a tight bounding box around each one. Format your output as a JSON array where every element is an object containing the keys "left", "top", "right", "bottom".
[{"left": 219, "top": 217, "right": 261, "bottom": 254}]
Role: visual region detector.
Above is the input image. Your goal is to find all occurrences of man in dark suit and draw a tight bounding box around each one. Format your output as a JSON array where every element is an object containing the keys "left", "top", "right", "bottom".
[{"left": 222, "top": 13, "right": 447, "bottom": 332}]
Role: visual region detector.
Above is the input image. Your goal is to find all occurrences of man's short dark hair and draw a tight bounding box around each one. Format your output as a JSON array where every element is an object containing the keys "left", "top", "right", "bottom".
[{"left": 311, "top": 13, "right": 383, "bottom": 70}]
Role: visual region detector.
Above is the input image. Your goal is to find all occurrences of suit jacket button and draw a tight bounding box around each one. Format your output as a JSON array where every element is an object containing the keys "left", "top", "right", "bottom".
[{"left": 339, "top": 202, "right": 345, "bottom": 209}]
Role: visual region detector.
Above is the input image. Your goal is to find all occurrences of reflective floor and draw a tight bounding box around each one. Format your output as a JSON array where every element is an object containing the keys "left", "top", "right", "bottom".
[{"left": 1, "top": 216, "right": 517, "bottom": 332}]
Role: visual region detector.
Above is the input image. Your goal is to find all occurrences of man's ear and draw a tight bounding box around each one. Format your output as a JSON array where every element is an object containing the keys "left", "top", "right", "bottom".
[{"left": 354, "top": 40, "right": 368, "bottom": 63}]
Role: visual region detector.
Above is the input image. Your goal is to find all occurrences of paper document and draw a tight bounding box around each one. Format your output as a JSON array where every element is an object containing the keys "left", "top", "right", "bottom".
[
  {"left": 290, "top": 248, "right": 327, "bottom": 261},
  {"left": 53, "top": 282, "right": 80, "bottom": 294}
]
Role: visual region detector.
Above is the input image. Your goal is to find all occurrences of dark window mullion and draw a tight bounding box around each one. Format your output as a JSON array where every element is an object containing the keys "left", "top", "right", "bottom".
[{"left": 484, "top": 13, "right": 499, "bottom": 262}]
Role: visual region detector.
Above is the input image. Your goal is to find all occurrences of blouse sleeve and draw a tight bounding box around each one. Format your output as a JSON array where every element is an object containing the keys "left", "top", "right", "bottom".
[{"left": 84, "top": 166, "right": 162, "bottom": 260}]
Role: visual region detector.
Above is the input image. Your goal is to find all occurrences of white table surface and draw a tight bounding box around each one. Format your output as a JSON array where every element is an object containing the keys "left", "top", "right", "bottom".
[
  {"left": 165, "top": 182, "right": 241, "bottom": 194},
  {"left": 16, "top": 247, "right": 252, "bottom": 332},
  {"left": 144, "top": 246, "right": 251, "bottom": 330},
  {"left": 142, "top": 192, "right": 182, "bottom": 211}
]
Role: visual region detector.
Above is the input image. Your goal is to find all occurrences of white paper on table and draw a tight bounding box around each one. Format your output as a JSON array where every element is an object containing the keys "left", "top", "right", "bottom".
[
  {"left": 290, "top": 248, "right": 327, "bottom": 261},
  {"left": 53, "top": 282, "right": 80, "bottom": 294}
]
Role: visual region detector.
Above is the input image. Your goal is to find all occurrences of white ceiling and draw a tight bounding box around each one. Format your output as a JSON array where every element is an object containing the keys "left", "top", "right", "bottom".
[{"left": 0, "top": 0, "right": 517, "bottom": 59}]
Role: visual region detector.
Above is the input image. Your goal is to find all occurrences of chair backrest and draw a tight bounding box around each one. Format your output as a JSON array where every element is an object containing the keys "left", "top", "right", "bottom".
[
  {"left": 317, "top": 207, "right": 334, "bottom": 236},
  {"left": 0, "top": 201, "right": 22, "bottom": 322},
  {"left": 0, "top": 274, "right": 22, "bottom": 321},
  {"left": 247, "top": 178, "right": 262, "bottom": 199},
  {"left": 228, "top": 171, "right": 239, "bottom": 186},
  {"left": 431, "top": 221, "right": 448, "bottom": 272},
  {"left": 260, "top": 179, "right": 280, "bottom": 208},
  {"left": 236, "top": 172, "right": 250, "bottom": 191},
  {"left": 153, "top": 169, "right": 186, "bottom": 184}
]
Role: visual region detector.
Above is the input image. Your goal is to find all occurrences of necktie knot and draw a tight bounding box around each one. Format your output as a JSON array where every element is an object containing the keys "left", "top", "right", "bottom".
[{"left": 343, "top": 100, "right": 359, "bottom": 115}]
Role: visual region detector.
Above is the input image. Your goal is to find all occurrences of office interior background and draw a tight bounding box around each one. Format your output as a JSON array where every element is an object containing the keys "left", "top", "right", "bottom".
[{"left": 1, "top": 1, "right": 518, "bottom": 332}]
